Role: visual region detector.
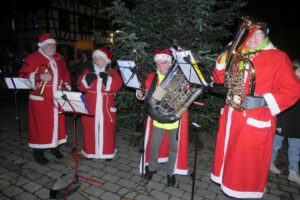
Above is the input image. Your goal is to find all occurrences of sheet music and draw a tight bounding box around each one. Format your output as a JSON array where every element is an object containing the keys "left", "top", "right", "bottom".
[
  {"left": 175, "top": 51, "right": 208, "bottom": 86},
  {"left": 5, "top": 77, "right": 32, "bottom": 89},
  {"left": 53, "top": 91, "right": 89, "bottom": 115},
  {"left": 117, "top": 60, "right": 141, "bottom": 89}
]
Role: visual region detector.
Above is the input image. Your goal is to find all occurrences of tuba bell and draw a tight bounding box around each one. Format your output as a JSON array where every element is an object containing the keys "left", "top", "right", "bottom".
[
  {"left": 34, "top": 64, "right": 50, "bottom": 96},
  {"left": 224, "top": 17, "right": 262, "bottom": 110},
  {"left": 146, "top": 49, "right": 208, "bottom": 123}
]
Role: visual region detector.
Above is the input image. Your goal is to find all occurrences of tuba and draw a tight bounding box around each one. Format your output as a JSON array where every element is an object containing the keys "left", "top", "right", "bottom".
[
  {"left": 34, "top": 64, "right": 50, "bottom": 96},
  {"left": 224, "top": 17, "right": 262, "bottom": 110},
  {"left": 146, "top": 49, "right": 208, "bottom": 123}
]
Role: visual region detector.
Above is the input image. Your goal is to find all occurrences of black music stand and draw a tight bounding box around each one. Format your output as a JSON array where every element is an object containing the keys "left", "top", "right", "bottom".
[
  {"left": 118, "top": 60, "right": 153, "bottom": 199},
  {"left": 50, "top": 91, "right": 104, "bottom": 199},
  {"left": 190, "top": 101, "right": 205, "bottom": 200},
  {"left": 4, "top": 77, "right": 31, "bottom": 166}
]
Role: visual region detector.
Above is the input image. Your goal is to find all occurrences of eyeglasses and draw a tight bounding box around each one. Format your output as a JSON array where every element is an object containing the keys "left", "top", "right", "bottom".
[{"left": 252, "top": 31, "right": 265, "bottom": 38}]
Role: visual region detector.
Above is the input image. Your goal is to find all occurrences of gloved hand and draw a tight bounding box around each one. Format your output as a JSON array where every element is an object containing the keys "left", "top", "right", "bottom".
[
  {"left": 99, "top": 72, "right": 108, "bottom": 86},
  {"left": 85, "top": 73, "right": 97, "bottom": 86},
  {"left": 242, "top": 95, "right": 267, "bottom": 109}
]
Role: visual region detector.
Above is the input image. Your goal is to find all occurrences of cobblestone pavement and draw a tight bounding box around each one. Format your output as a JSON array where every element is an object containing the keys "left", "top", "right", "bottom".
[{"left": 0, "top": 99, "right": 299, "bottom": 200}]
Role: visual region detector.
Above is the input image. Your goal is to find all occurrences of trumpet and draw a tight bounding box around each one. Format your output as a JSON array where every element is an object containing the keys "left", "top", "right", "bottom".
[{"left": 35, "top": 64, "right": 50, "bottom": 96}]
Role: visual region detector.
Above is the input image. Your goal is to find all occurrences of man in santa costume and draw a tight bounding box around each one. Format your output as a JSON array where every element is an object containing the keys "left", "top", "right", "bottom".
[
  {"left": 136, "top": 49, "right": 189, "bottom": 187},
  {"left": 18, "top": 33, "right": 71, "bottom": 165},
  {"left": 210, "top": 21, "right": 300, "bottom": 199},
  {"left": 77, "top": 48, "right": 123, "bottom": 160}
]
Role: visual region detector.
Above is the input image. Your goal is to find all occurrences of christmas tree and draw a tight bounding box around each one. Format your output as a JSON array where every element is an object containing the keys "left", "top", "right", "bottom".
[{"left": 105, "top": 0, "right": 248, "bottom": 131}]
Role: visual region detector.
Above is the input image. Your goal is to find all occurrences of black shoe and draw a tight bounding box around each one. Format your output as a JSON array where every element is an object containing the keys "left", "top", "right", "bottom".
[
  {"left": 34, "top": 156, "right": 50, "bottom": 165},
  {"left": 50, "top": 148, "right": 64, "bottom": 159},
  {"left": 167, "top": 175, "right": 176, "bottom": 186},
  {"left": 144, "top": 166, "right": 156, "bottom": 180},
  {"left": 105, "top": 159, "right": 112, "bottom": 162},
  {"left": 33, "top": 149, "right": 50, "bottom": 165}
]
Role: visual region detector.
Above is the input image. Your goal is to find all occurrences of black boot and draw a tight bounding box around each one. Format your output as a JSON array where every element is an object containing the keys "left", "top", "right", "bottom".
[
  {"left": 50, "top": 147, "right": 64, "bottom": 159},
  {"left": 33, "top": 149, "right": 49, "bottom": 165},
  {"left": 144, "top": 166, "right": 156, "bottom": 181},
  {"left": 167, "top": 175, "right": 176, "bottom": 186}
]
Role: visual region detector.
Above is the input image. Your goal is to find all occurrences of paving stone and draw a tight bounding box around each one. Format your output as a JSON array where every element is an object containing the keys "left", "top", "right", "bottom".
[
  {"left": 196, "top": 187, "right": 217, "bottom": 199},
  {"left": 151, "top": 189, "right": 170, "bottom": 200},
  {"left": 2, "top": 185, "right": 24, "bottom": 197},
  {"left": 135, "top": 194, "right": 155, "bottom": 200},
  {"left": 34, "top": 188, "right": 50, "bottom": 200},
  {"left": 117, "top": 178, "right": 136, "bottom": 188},
  {"left": 84, "top": 185, "right": 105, "bottom": 197},
  {"left": 0, "top": 179, "right": 10, "bottom": 190},
  {"left": 163, "top": 186, "right": 184, "bottom": 198},
  {"left": 100, "top": 191, "right": 120, "bottom": 200},
  {"left": 101, "top": 181, "right": 121, "bottom": 193},
  {"left": 22, "top": 181, "right": 42, "bottom": 193},
  {"left": 102, "top": 173, "right": 120, "bottom": 183},
  {"left": 14, "top": 191, "right": 36, "bottom": 200}
]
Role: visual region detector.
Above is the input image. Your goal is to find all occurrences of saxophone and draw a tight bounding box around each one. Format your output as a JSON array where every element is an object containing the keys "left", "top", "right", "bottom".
[
  {"left": 224, "top": 17, "right": 262, "bottom": 110},
  {"left": 146, "top": 50, "right": 207, "bottom": 123}
]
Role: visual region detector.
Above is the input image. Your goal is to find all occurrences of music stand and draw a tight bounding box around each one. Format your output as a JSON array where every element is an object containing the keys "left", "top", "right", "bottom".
[
  {"left": 117, "top": 60, "right": 153, "bottom": 199},
  {"left": 4, "top": 77, "right": 31, "bottom": 165},
  {"left": 51, "top": 91, "right": 104, "bottom": 199},
  {"left": 174, "top": 50, "right": 208, "bottom": 86}
]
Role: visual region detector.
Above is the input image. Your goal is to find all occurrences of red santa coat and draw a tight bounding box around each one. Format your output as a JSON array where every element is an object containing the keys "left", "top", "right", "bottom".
[
  {"left": 211, "top": 47, "right": 300, "bottom": 198},
  {"left": 77, "top": 68, "right": 123, "bottom": 159},
  {"left": 140, "top": 72, "right": 189, "bottom": 175},
  {"left": 18, "top": 49, "right": 71, "bottom": 148}
]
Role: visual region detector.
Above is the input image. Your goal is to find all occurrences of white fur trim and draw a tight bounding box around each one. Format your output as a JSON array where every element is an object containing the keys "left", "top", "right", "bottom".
[
  {"left": 93, "top": 50, "right": 111, "bottom": 63},
  {"left": 64, "top": 83, "right": 72, "bottom": 91},
  {"left": 38, "top": 39, "right": 56, "bottom": 47},
  {"left": 110, "top": 107, "right": 117, "bottom": 112},
  {"left": 263, "top": 93, "right": 280, "bottom": 116},
  {"left": 210, "top": 173, "right": 222, "bottom": 184},
  {"left": 29, "top": 72, "right": 38, "bottom": 90},
  {"left": 173, "top": 168, "right": 188, "bottom": 175},
  {"left": 216, "top": 62, "right": 226, "bottom": 70},
  {"left": 154, "top": 54, "right": 172, "bottom": 62},
  {"left": 221, "top": 184, "right": 264, "bottom": 198},
  {"left": 246, "top": 118, "right": 271, "bottom": 128},
  {"left": 81, "top": 74, "right": 92, "bottom": 89},
  {"left": 29, "top": 94, "right": 44, "bottom": 101},
  {"left": 29, "top": 138, "right": 66, "bottom": 148},
  {"left": 81, "top": 149, "right": 116, "bottom": 159}
]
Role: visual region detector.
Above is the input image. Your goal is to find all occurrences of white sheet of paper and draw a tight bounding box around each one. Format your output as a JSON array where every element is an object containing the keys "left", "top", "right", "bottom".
[
  {"left": 117, "top": 60, "right": 141, "bottom": 89},
  {"left": 175, "top": 51, "right": 208, "bottom": 86},
  {"left": 53, "top": 91, "right": 89, "bottom": 114},
  {"left": 5, "top": 77, "right": 32, "bottom": 89}
]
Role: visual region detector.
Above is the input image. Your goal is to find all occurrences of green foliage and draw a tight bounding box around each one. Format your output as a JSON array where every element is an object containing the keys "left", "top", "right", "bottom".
[{"left": 103, "top": 0, "right": 248, "bottom": 138}]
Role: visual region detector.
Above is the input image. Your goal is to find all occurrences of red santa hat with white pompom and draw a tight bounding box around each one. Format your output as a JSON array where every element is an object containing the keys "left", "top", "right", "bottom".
[
  {"left": 153, "top": 49, "right": 172, "bottom": 62},
  {"left": 93, "top": 48, "right": 113, "bottom": 64},
  {"left": 38, "top": 33, "right": 56, "bottom": 47}
]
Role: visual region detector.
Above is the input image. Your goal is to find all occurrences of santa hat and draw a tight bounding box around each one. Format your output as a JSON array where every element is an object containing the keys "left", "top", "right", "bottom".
[
  {"left": 38, "top": 33, "right": 56, "bottom": 47},
  {"left": 93, "top": 48, "right": 113, "bottom": 64},
  {"left": 154, "top": 49, "right": 172, "bottom": 62}
]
